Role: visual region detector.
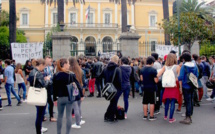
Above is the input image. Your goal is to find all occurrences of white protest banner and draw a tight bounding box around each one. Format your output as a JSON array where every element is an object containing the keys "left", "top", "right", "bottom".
[
  {"left": 155, "top": 45, "right": 184, "bottom": 58},
  {"left": 11, "top": 42, "right": 44, "bottom": 65},
  {"left": 100, "top": 52, "right": 116, "bottom": 59}
]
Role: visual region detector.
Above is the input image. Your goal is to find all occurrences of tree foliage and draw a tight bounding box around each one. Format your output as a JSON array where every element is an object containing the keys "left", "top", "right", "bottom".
[
  {"left": 199, "top": 40, "right": 215, "bottom": 57},
  {"left": 159, "top": 12, "right": 215, "bottom": 50},
  {"left": 179, "top": 0, "right": 214, "bottom": 22},
  {"left": 0, "top": 26, "right": 27, "bottom": 59}
]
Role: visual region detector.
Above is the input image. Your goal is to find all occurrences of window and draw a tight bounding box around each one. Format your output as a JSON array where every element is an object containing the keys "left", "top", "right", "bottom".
[
  {"left": 104, "top": 13, "right": 110, "bottom": 24},
  {"left": 87, "top": 13, "right": 93, "bottom": 24},
  {"left": 53, "top": 13, "right": 58, "bottom": 24},
  {"left": 151, "top": 41, "right": 157, "bottom": 52},
  {"left": 22, "top": 13, "right": 28, "bottom": 25},
  {"left": 150, "top": 15, "right": 156, "bottom": 27},
  {"left": 70, "top": 13, "right": 76, "bottom": 24}
]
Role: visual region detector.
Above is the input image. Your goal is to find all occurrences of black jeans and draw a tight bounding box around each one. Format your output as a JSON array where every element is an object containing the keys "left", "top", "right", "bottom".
[
  {"left": 104, "top": 91, "right": 120, "bottom": 121},
  {"left": 183, "top": 88, "right": 194, "bottom": 117},
  {"left": 36, "top": 106, "right": 46, "bottom": 134},
  {"left": 155, "top": 81, "right": 162, "bottom": 112},
  {"left": 47, "top": 94, "right": 54, "bottom": 118},
  {"left": 95, "top": 78, "right": 102, "bottom": 96}
]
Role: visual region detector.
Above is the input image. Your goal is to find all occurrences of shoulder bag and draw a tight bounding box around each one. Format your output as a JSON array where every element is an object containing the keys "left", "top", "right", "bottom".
[
  {"left": 101, "top": 68, "right": 118, "bottom": 101},
  {"left": 27, "top": 72, "right": 47, "bottom": 106}
]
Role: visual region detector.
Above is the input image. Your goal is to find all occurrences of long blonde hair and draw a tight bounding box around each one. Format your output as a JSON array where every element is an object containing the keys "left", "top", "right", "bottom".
[
  {"left": 165, "top": 53, "right": 177, "bottom": 66},
  {"left": 69, "top": 57, "right": 83, "bottom": 86},
  {"left": 15, "top": 63, "right": 22, "bottom": 73}
]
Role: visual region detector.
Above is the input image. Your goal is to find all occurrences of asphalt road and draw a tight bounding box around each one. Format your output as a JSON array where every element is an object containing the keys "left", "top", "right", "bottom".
[{"left": 0, "top": 95, "right": 215, "bottom": 134}]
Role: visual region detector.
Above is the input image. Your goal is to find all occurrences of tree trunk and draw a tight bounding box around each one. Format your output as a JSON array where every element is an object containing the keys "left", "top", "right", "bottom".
[
  {"left": 57, "top": 0, "right": 64, "bottom": 24},
  {"left": 121, "top": 0, "right": 127, "bottom": 33},
  {"left": 9, "top": 0, "right": 16, "bottom": 59},
  {"left": 162, "top": 0, "right": 171, "bottom": 45}
]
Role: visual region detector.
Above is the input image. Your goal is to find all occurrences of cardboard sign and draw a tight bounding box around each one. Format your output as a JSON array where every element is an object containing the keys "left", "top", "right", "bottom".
[
  {"left": 155, "top": 45, "right": 184, "bottom": 58},
  {"left": 11, "top": 42, "right": 44, "bottom": 65}
]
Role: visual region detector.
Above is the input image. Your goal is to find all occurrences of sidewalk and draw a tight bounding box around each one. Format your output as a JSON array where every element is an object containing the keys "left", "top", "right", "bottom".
[{"left": 0, "top": 83, "right": 29, "bottom": 100}]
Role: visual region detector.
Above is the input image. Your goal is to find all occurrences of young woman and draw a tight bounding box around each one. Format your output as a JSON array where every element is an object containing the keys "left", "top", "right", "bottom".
[
  {"left": 23, "top": 60, "right": 33, "bottom": 85},
  {"left": 157, "top": 53, "right": 179, "bottom": 123},
  {"left": 176, "top": 56, "right": 184, "bottom": 113},
  {"left": 69, "top": 57, "right": 85, "bottom": 129},
  {"left": 53, "top": 58, "right": 83, "bottom": 134},
  {"left": 28, "top": 59, "right": 50, "bottom": 134},
  {"left": 15, "top": 63, "right": 27, "bottom": 102}
]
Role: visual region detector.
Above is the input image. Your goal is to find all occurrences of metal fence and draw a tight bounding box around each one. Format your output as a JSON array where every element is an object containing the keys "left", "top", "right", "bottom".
[{"left": 139, "top": 41, "right": 165, "bottom": 57}]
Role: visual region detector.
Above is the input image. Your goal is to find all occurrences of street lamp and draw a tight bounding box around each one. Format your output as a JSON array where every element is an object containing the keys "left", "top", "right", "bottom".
[
  {"left": 127, "top": 25, "right": 132, "bottom": 32},
  {"left": 177, "top": 0, "right": 181, "bottom": 55},
  {"left": 59, "top": 22, "right": 65, "bottom": 32}
]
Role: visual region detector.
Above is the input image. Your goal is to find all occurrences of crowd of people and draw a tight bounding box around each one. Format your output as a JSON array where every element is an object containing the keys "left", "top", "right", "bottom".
[{"left": 0, "top": 50, "right": 215, "bottom": 134}]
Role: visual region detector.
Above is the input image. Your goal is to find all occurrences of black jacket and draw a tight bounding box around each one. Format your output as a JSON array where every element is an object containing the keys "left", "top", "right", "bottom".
[
  {"left": 91, "top": 61, "right": 103, "bottom": 78},
  {"left": 53, "top": 72, "right": 83, "bottom": 101},
  {"left": 29, "top": 68, "right": 49, "bottom": 88},
  {"left": 100, "top": 62, "right": 122, "bottom": 91}
]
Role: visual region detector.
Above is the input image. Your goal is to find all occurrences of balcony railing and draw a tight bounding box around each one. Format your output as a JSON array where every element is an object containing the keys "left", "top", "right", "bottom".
[{"left": 51, "top": 23, "right": 118, "bottom": 28}]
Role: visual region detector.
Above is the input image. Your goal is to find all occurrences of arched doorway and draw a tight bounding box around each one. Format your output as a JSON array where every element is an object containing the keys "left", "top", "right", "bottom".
[
  {"left": 70, "top": 36, "right": 78, "bottom": 56},
  {"left": 102, "top": 36, "right": 113, "bottom": 53},
  {"left": 85, "top": 36, "right": 96, "bottom": 56}
]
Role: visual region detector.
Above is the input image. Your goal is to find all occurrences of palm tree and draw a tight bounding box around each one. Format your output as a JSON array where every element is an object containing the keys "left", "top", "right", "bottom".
[
  {"left": 162, "top": 0, "right": 171, "bottom": 45},
  {"left": 9, "top": 0, "right": 16, "bottom": 59},
  {"left": 109, "top": 0, "right": 137, "bottom": 32},
  {"left": 180, "top": 0, "right": 213, "bottom": 22},
  {"left": 40, "top": 0, "right": 85, "bottom": 24}
]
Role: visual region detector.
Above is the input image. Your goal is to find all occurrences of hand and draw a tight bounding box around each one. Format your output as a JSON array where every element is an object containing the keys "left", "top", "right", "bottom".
[
  {"left": 179, "top": 89, "right": 182, "bottom": 94},
  {"left": 209, "top": 78, "right": 212, "bottom": 81},
  {"left": 81, "top": 97, "right": 84, "bottom": 101},
  {"left": 54, "top": 101, "right": 57, "bottom": 106},
  {"left": 44, "top": 76, "right": 50, "bottom": 81}
]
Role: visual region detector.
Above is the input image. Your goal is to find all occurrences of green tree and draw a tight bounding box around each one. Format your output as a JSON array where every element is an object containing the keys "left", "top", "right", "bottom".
[
  {"left": 159, "top": 12, "right": 214, "bottom": 50},
  {"left": 199, "top": 40, "right": 215, "bottom": 57},
  {"left": 0, "top": 26, "right": 27, "bottom": 59},
  {"left": 40, "top": 0, "right": 85, "bottom": 24},
  {"left": 179, "top": 0, "right": 213, "bottom": 22},
  {"left": 109, "top": 0, "right": 137, "bottom": 32}
]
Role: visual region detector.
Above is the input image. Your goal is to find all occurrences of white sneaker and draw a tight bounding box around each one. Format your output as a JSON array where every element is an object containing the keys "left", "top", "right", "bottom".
[
  {"left": 71, "top": 124, "right": 81, "bottom": 129},
  {"left": 23, "top": 100, "right": 27, "bottom": 103},
  {"left": 206, "top": 97, "right": 215, "bottom": 101},
  {"left": 181, "top": 113, "right": 186, "bottom": 117},
  {"left": 41, "top": 127, "right": 48, "bottom": 133},
  {"left": 80, "top": 120, "right": 85, "bottom": 125},
  {"left": 0, "top": 107, "right": 3, "bottom": 110}
]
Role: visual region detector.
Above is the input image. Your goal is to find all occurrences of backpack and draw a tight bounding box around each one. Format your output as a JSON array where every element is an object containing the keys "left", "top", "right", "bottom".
[
  {"left": 184, "top": 66, "right": 198, "bottom": 89},
  {"left": 162, "top": 66, "right": 176, "bottom": 88},
  {"left": 116, "top": 106, "right": 125, "bottom": 120}
]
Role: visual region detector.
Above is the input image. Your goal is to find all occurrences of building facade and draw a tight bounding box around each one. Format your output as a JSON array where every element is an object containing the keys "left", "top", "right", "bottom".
[{"left": 2, "top": 0, "right": 174, "bottom": 57}]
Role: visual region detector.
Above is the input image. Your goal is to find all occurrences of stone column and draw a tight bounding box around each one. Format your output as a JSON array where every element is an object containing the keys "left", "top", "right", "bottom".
[
  {"left": 118, "top": 32, "right": 141, "bottom": 58},
  {"left": 115, "top": 3, "right": 117, "bottom": 24},
  {"left": 52, "top": 32, "right": 72, "bottom": 60}
]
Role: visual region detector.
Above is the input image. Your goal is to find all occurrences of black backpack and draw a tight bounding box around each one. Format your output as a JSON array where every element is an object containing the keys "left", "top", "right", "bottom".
[{"left": 116, "top": 106, "right": 125, "bottom": 120}]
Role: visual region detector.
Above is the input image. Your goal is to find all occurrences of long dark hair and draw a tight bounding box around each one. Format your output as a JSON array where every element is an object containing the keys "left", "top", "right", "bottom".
[{"left": 69, "top": 57, "right": 83, "bottom": 86}]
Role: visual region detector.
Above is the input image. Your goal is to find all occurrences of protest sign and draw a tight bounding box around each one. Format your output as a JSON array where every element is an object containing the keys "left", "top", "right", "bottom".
[
  {"left": 11, "top": 42, "right": 44, "bottom": 65},
  {"left": 155, "top": 45, "right": 184, "bottom": 58}
]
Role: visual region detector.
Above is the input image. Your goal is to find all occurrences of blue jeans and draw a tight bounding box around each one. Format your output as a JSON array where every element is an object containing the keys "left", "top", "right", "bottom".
[
  {"left": 118, "top": 85, "right": 131, "bottom": 113},
  {"left": 164, "top": 99, "right": 176, "bottom": 119},
  {"left": 0, "top": 94, "right": 2, "bottom": 107},
  {"left": 183, "top": 88, "right": 194, "bottom": 117},
  {"left": 95, "top": 78, "right": 101, "bottom": 96},
  {"left": 36, "top": 106, "right": 46, "bottom": 134},
  {"left": 135, "top": 82, "right": 139, "bottom": 92},
  {"left": 5, "top": 83, "right": 20, "bottom": 105},
  {"left": 18, "top": 82, "right": 27, "bottom": 100}
]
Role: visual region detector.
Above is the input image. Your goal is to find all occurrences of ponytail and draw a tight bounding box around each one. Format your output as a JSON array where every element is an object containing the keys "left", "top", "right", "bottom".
[{"left": 57, "top": 58, "right": 68, "bottom": 72}]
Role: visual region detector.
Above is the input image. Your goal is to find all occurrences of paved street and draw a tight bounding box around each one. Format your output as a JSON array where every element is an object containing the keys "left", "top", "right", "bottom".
[{"left": 0, "top": 93, "right": 215, "bottom": 134}]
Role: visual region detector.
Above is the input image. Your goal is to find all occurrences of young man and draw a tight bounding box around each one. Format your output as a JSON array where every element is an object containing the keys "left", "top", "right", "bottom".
[
  {"left": 140, "top": 56, "right": 159, "bottom": 121},
  {"left": 44, "top": 56, "right": 57, "bottom": 122},
  {"left": 207, "top": 56, "right": 215, "bottom": 101},
  {"left": 4, "top": 59, "right": 21, "bottom": 106},
  {"left": 151, "top": 53, "right": 162, "bottom": 115},
  {"left": 201, "top": 56, "right": 210, "bottom": 99},
  {"left": 91, "top": 57, "right": 103, "bottom": 98},
  {"left": 178, "top": 53, "right": 198, "bottom": 124}
]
